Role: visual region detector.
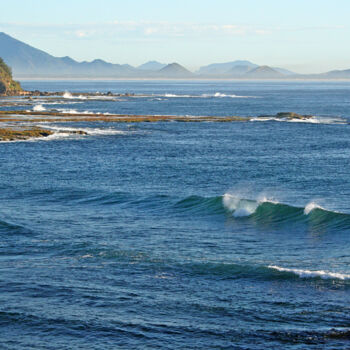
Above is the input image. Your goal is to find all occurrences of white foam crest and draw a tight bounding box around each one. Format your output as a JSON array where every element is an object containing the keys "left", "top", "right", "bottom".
[
  {"left": 250, "top": 117, "right": 281, "bottom": 122},
  {"left": 37, "top": 101, "right": 83, "bottom": 106},
  {"left": 164, "top": 93, "right": 192, "bottom": 98},
  {"left": 33, "top": 104, "right": 46, "bottom": 112},
  {"left": 222, "top": 191, "right": 279, "bottom": 218},
  {"left": 62, "top": 93, "right": 87, "bottom": 100},
  {"left": 63, "top": 91, "right": 74, "bottom": 99},
  {"left": 205, "top": 92, "right": 256, "bottom": 98},
  {"left": 62, "top": 91, "right": 88, "bottom": 100},
  {"left": 251, "top": 116, "right": 347, "bottom": 125},
  {"left": 268, "top": 265, "right": 350, "bottom": 280},
  {"left": 2, "top": 131, "right": 73, "bottom": 143},
  {"left": 86, "top": 96, "right": 116, "bottom": 100},
  {"left": 57, "top": 108, "right": 93, "bottom": 114},
  {"left": 304, "top": 202, "right": 324, "bottom": 215},
  {"left": 42, "top": 125, "right": 127, "bottom": 136},
  {"left": 222, "top": 193, "right": 258, "bottom": 217}
]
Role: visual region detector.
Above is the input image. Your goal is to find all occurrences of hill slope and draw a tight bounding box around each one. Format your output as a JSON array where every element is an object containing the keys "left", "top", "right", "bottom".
[
  {"left": 157, "top": 63, "right": 194, "bottom": 77},
  {"left": 197, "top": 60, "right": 258, "bottom": 75},
  {"left": 0, "top": 32, "right": 138, "bottom": 77},
  {"left": 0, "top": 58, "right": 22, "bottom": 95},
  {"left": 243, "top": 65, "right": 284, "bottom": 79},
  {"left": 138, "top": 61, "right": 167, "bottom": 71}
]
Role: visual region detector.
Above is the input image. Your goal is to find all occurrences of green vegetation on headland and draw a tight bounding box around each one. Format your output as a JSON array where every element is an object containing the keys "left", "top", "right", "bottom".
[{"left": 0, "top": 57, "right": 22, "bottom": 95}]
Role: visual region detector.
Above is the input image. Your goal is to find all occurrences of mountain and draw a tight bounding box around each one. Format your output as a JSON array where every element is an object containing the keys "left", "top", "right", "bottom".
[
  {"left": 321, "top": 69, "right": 350, "bottom": 79},
  {"left": 138, "top": 61, "right": 167, "bottom": 71},
  {"left": 2, "top": 32, "right": 350, "bottom": 80},
  {"left": 227, "top": 64, "right": 258, "bottom": 77},
  {"left": 0, "top": 32, "right": 138, "bottom": 77},
  {"left": 243, "top": 65, "right": 284, "bottom": 79},
  {"left": 272, "top": 67, "right": 295, "bottom": 75},
  {"left": 157, "top": 63, "right": 194, "bottom": 78},
  {"left": 197, "top": 60, "right": 258, "bottom": 75},
  {"left": 0, "top": 57, "right": 22, "bottom": 95},
  {"left": 197, "top": 60, "right": 295, "bottom": 78}
]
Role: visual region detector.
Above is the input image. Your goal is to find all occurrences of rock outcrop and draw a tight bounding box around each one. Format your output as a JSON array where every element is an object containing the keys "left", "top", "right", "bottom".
[{"left": 0, "top": 57, "right": 22, "bottom": 95}]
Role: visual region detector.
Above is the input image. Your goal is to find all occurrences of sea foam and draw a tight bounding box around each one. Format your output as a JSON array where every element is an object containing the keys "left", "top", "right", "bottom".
[
  {"left": 268, "top": 265, "right": 350, "bottom": 280},
  {"left": 33, "top": 104, "right": 46, "bottom": 112},
  {"left": 222, "top": 193, "right": 275, "bottom": 217},
  {"left": 304, "top": 202, "right": 324, "bottom": 215}
]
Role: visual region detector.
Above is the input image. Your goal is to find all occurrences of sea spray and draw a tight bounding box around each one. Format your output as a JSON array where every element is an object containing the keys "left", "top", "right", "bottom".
[
  {"left": 33, "top": 104, "right": 46, "bottom": 112},
  {"left": 304, "top": 201, "right": 324, "bottom": 215},
  {"left": 63, "top": 91, "right": 73, "bottom": 99}
]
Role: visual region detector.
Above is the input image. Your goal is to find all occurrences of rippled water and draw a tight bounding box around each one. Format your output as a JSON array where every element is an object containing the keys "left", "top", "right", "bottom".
[{"left": 1, "top": 80, "right": 350, "bottom": 349}]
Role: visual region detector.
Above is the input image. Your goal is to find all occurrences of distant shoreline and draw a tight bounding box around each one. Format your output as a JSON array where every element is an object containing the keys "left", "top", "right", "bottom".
[{"left": 14, "top": 77, "right": 350, "bottom": 82}]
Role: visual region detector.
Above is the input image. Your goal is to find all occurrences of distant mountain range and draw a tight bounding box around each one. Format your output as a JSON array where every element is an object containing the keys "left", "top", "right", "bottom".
[
  {"left": 137, "top": 61, "right": 167, "bottom": 71},
  {"left": 1, "top": 32, "right": 350, "bottom": 79}
]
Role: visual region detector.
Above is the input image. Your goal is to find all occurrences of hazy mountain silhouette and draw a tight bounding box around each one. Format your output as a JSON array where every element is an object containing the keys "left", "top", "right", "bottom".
[
  {"left": 243, "top": 65, "right": 283, "bottom": 79},
  {"left": 197, "top": 60, "right": 258, "bottom": 75},
  {"left": 1, "top": 32, "right": 349, "bottom": 79},
  {"left": 138, "top": 61, "right": 167, "bottom": 71},
  {"left": 157, "top": 63, "right": 193, "bottom": 77},
  {"left": 0, "top": 32, "right": 139, "bottom": 77}
]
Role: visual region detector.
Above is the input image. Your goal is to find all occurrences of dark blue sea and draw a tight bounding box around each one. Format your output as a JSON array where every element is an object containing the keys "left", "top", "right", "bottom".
[{"left": 1, "top": 80, "right": 350, "bottom": 349}]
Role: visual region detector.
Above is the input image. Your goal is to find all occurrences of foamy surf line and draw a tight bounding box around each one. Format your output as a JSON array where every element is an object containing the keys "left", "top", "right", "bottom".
[
  {"left": 268, "top": 265, "right": 350, "bottom": 280},
  {"left": 39, "top": 125, "right": 128, "bottom": 136},
  {"left": 223, "top": 193, "right": 335, "bottom": 217},
  {"left": 250, "top": 116, "right": 347, "bottom": 125},
  {"left": 160, "top": 92, "right": 258, "bottom": 98},
  {"left": 63, "top": 91, "right": 87, "bottom": 100}
]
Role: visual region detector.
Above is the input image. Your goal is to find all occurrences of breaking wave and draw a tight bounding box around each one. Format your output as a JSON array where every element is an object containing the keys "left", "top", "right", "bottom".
[
  {"left": 63, "top": 91, "right": 74, "bottom": 99},
  {"left": 202, "top": 92, "right": 257, "bottom": 98},
  {"left": 42, "top": 125, "right": 128, "bottom": 136},
  {"left": 174, "top": 193, "right": 350, "bottom": 229},
  {"left": 63, "top": 91, "right": 86, "bottom": 100},
  {"left": 33, "top": 104, "right": 46, "bottom": 112},
  {"left": 160, "top": 93, "right": 256, "bottom": 98},
  {"left": 250, "top": 116, "right": 347, "bottom": 125},
  {"left": 268, "top": 265, "right": 350, "bottom": 280},
  {"left": 185, "top": 261, "right": 350, "bottom": 282},
  {"left": 56, "top": 108, "right": 93, "bottom": 114}
]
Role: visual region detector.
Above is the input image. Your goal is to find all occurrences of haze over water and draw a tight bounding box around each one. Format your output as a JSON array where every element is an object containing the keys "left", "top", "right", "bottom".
[{"left": 1, "top": 80, "right": 350, "bottom": 349}]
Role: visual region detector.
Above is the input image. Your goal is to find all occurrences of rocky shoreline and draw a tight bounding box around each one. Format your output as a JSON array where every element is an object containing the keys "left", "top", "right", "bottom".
[
  {"left": 1, "top": 90, "right": 136, "bottom": 97},
  {"left": 0, "top": 90, "right": 317, "bottom": 141}
]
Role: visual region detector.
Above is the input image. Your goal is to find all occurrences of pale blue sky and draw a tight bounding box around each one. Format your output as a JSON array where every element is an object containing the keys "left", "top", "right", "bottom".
[{"left": 1, "top": 0, "right": 349, "bottom": 73}]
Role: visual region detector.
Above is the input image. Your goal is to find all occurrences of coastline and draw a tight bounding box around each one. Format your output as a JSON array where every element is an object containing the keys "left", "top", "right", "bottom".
[{"left": 0, "top": 90, "right": 315, "bottom": 142}]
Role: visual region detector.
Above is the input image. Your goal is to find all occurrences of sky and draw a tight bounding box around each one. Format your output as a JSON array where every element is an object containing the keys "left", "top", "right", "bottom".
[{"left": 0, "top": 0, "right": 349, "bottom": 73}]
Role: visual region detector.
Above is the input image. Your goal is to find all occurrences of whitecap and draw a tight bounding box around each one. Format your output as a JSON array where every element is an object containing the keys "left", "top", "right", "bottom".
[
  {"left": 304, "top": 202, "right": 324, "bottom": 215},
  {"left": 33, "top": 104, "right": 46, "bottom": 112},
  {"left": 268, "top": 265, "right": 350, "bottom": 280},
  {"left": 41, "top": 125, "right": 127, "bottom": 136},
  {"left": 63, "top": 91, "right": 74, "bottom": 99},
  {"left": 222, "top": 192, "right": 277, "bottom": 217},
  {"left": 250, "top": 116, "right": 347, "bottom": 125},
  {"left": 222, "top": 193, "right": 259, "bottom": 217}
]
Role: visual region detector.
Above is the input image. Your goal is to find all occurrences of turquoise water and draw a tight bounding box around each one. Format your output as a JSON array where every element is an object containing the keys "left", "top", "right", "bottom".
[{"left": 1, "top": 80, "right": 350, "bottom": 349}]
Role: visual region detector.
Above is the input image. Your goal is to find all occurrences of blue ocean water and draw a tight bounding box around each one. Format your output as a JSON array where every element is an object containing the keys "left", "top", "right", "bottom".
[{"left": 1, "top": 80, "right": 350, "bottom": 349}]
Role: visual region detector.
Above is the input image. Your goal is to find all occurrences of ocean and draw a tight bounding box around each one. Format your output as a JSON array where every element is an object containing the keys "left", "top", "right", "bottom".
[{"left": 1, "top": 80, "right": 350, "bottom": 349}]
